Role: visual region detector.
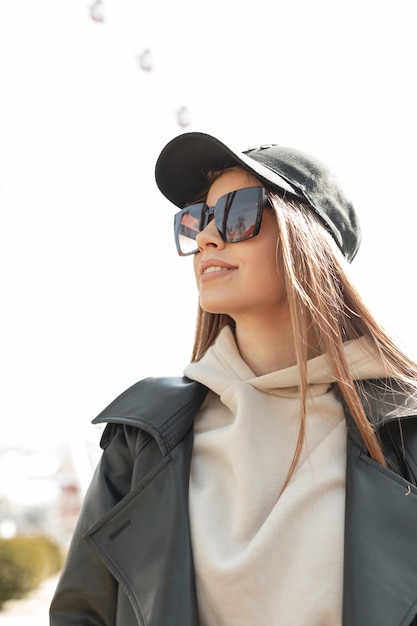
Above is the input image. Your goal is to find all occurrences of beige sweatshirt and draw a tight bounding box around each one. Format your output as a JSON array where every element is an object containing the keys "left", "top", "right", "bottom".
[{"left": 184, "top": 326, "right": 388, "bottom": 626}]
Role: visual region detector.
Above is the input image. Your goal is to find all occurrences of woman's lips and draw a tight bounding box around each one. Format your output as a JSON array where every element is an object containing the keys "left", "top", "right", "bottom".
[{"left": 198, "top": 260, "right": 237, "bottom": 281}]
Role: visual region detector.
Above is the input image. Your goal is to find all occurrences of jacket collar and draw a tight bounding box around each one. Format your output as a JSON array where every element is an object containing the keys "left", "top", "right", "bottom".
[
  {"left": 93, "top": 376, "right": 208, "bottom": 455},
  {"left": 355, "top": 377, "right": 417, "bottom": 425},
  {"left": 93, "top": 376, "right": 416, "bottom": 455}
]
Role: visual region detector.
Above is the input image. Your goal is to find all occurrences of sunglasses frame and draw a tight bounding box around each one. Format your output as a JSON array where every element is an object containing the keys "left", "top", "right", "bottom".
[{"left": 174, "top": 186, "right": 271, "bottom": 256}]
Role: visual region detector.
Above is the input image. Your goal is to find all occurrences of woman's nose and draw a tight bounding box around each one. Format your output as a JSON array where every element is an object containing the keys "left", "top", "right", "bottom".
[{"left": 195, "top": 219, "right": 226, "bottom": 251}]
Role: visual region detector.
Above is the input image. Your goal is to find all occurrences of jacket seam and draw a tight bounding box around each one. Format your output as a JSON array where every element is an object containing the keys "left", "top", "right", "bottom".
[{"left": 159, "top": 397, "right": 203, "bottom": 441}]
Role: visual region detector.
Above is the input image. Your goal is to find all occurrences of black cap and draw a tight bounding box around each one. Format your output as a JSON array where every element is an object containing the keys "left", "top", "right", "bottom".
[{"left": 155, "top": 131, "right": 361, "bottom": 262}]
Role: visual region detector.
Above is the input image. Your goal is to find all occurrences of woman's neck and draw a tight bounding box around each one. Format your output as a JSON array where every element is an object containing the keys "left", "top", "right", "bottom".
[{"left": 234, "top": 317, "right": 297, "bottom": 376}]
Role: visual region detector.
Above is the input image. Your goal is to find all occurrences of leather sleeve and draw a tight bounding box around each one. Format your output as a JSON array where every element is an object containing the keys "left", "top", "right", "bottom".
[{"left": 49, "top": 423, "right": 139, "bottom": 625}]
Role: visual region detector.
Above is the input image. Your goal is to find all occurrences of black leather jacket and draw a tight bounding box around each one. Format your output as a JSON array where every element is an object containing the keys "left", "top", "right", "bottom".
[{"left": 50, "top": 376, "right": 417, "bottom": 626}]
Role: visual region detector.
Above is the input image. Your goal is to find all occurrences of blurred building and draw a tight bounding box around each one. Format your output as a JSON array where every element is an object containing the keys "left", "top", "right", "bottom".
[{"left": 0, "top": 431, "right": 102, "bottom": 548}]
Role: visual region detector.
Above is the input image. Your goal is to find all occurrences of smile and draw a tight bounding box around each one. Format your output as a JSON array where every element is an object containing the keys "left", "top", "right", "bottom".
[{"left": 203, "top": 266, "right": 231, "bottom": 275}]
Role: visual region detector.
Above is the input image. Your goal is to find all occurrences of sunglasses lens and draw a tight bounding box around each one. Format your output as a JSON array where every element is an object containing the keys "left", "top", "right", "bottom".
[
  {"left": 224, "top": 187, "right": 262, "bottom": 242},
  {"left": 175, "top": 203, "right": 204, "bottom": 255},
  {"left": 174, "top": 187, "right": 266, "bottom": 255}
]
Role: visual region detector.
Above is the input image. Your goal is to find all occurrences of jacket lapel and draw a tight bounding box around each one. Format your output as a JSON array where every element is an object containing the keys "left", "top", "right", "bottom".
[
  {"left": 343, "top": 426, "right": 417, "bottom": 626},
  {"left": 85, "top": 428, "right": 199, "bottom": 626}
]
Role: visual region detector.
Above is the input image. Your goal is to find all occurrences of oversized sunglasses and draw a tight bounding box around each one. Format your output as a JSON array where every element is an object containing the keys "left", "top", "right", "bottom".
[{"left": 174, "top": 186, "right": 271, "bottom": 256}]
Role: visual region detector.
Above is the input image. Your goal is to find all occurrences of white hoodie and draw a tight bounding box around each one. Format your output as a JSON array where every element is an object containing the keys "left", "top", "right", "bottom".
[{"left": 184, "top": 326, "right": 388, "bottom": 626}]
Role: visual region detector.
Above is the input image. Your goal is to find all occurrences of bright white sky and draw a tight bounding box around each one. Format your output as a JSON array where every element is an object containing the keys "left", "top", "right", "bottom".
[{"left": 1, "top": 0, "right": 416, "bottom": 449}]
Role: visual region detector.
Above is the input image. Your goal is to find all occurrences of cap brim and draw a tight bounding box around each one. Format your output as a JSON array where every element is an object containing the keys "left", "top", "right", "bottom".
[{"left": 155, "top": 132, "right": 300, "bottom": 208}]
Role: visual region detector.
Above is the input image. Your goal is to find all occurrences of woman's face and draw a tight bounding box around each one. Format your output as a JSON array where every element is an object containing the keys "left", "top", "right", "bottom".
[{"left": 193, "top": 168, "right": 289, "bottom": 326}]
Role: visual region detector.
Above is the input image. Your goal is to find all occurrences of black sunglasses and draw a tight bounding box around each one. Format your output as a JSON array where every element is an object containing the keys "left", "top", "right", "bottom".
[{"left": 173, "top": 186, "right": 271, "bottom": 256}]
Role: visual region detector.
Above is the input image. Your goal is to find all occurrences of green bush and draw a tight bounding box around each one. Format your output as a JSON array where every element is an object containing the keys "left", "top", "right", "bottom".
[
  {"left": 33, "top": 535, "right": 64, "bottom": 578},
  {"left": 0, "top": 535, "right": 64, "bottom": 608}
]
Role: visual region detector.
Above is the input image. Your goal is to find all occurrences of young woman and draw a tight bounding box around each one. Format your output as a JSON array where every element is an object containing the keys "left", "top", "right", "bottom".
[{"left": 50, "top": 132, "right": 417, "bottom": 626}]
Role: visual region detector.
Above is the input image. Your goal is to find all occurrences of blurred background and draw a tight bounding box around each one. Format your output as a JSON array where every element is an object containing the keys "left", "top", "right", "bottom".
[{"left": 0, "top": 0, "right": 416, "bottom": 615}]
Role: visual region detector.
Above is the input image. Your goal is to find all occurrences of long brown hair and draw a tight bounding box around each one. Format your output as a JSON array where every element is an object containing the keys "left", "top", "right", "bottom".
[{"left": 190, "top": 176, "right": 417, "bottom": 486}]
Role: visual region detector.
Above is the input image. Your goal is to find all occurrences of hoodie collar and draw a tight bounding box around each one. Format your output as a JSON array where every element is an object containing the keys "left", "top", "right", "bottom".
[{"left": 184, "top": 326, "right": 389, "bottom": 399}]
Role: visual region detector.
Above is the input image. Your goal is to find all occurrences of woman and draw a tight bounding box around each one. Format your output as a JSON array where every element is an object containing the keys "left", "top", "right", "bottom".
[{"left": 50, "top": 132, "right": 417, "bottom": 626}]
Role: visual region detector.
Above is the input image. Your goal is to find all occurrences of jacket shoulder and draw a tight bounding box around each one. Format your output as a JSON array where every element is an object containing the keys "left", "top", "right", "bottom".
[
  {"left": 92, "top": 376, "right": 208, "bottom": 447},
  {"left": 357, "top": 378, "right": 417, "bottom": 425}
]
